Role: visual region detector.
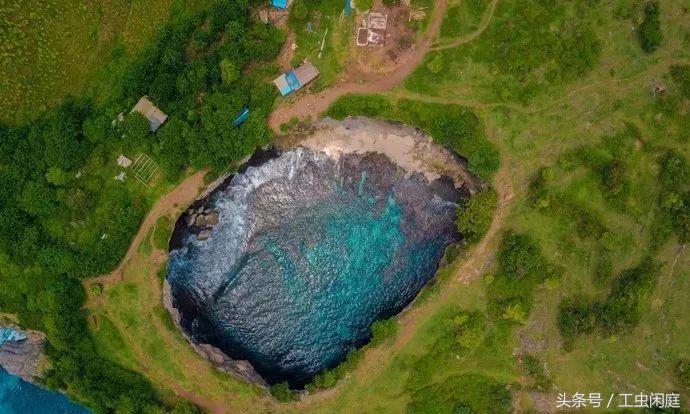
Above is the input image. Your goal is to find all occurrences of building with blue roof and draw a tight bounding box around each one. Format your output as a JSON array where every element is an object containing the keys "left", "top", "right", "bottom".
[{"left": 272, "top": 61, "right": 320, "bottom": 96}]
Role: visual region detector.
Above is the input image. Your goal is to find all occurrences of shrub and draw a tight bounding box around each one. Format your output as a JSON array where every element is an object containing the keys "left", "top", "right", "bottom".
[
  {"left": 600, "top": 159, "right": 628, "bottom": 202},
  {"left": 593, "top": 250, "right": 613, "bottom": 286},
  {"left": 370, "top": 318, "right": 398, "bottom": 345},
  {"left": 468, "top": 143, "right": 501, "bottom": 179},
  {"left": 270, "top": 381, "right": 298, "bottom": 402},
  {"left": 497, "top": 232, "right": 544, "bottom": 280},
  {"left": 598, "top": 259, "right": 659, "bottom": 333},
  {"left": 455, "top": 189, "right": 498, "bottom": 244},
  {"left": 522, "top": 354, "right": 552, "bottom": 391},
  {"left": 670, "top": 64, "right": 690, "bottom": 98},
  {"left": 659, "top": 150, "right": 689, "bottom": 191},
  {"left": 528, "top": 167, "right": 555, "bottom": 209},
  {"left": 638, "top": 1, "right": 662, "bottom": 53},
  {"left": 453, "top": 312, "right": 486, "bottom": 349},
  {"left": 557, "top": 295, "right": 596, "bottom": 342},
  {"left": 658, "top": 150, "right": 690, "bottom": 242}
]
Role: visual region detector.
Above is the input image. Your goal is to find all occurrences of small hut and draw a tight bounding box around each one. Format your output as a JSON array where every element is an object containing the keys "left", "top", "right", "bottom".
[
  {"left": 272, "top": 61, "right": 320, "bottom": 96},
  {"left": 131, "top": 96, "right": 168, "bottom": 132}
]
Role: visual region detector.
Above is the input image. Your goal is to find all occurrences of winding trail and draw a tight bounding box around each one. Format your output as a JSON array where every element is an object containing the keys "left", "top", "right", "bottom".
[
  {"left": 86, "top": 171, "right": 206, "bottom": 291},
  {"left": 430, "top": 0, "right": 499, "bottom": 51},
  {"left": 267, "top": 0, "right": 450, "bottom": 132},
  {"left": 85, "top": 1, "right": 513, "bottom": 411},
  {"left": 391, "top": 57, "right": 676, "bottom": 116}
]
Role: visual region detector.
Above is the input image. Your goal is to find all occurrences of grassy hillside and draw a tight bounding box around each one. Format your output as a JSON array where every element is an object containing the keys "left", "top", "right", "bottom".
[
  {"left": 0, "top": 0, "right": 212, "bottom": 124},
  {"left": 2, "top": 0, "right": 689, "bottom": 412}
]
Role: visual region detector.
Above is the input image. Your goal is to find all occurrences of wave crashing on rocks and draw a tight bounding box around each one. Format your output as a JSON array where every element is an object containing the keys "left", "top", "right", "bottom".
[{"left": 168, "top": 140, "right": 469, "bottom": 387}]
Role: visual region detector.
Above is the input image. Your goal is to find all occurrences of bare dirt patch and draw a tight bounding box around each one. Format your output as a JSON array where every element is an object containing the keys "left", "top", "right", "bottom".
[
  {"left": 349, "top": 2, "right": 416, "bottom": 78},
  {"left": 268, "top": 0, "right": 449, "bottom": 131}
]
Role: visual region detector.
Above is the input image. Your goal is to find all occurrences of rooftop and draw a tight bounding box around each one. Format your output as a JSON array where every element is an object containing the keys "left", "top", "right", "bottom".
[{"left": 131, "top": 96, "right": 168, "bottom": 132}]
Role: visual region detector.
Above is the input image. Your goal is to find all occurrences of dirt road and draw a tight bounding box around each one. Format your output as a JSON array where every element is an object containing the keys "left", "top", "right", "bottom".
[
  {"left": 267, "top": 0, "right": 449, "bottom": 132},
  {"left": 86, "top": 171, "right": 206, "bottom": 291}
]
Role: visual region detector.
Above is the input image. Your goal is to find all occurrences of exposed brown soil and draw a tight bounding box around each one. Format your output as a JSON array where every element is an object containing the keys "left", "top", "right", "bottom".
[
  {"left": 86, "top": 171, "right": 207, "bottom": 294},
  {"left": 277, "top": 31, "right": 296, "bottom": 72},
  {"left": 349, "top": 2, "right": 417, "bottom": 77},
  {"left": 268, "top": 0, "right": 449, "bottom": 132}
]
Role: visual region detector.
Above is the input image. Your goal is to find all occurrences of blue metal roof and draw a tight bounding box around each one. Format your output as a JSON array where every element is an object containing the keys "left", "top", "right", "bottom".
[
  {"left": 233, "top": 107, "right": 250, "bottom": 126},
  {"left": 272, "top": 0, "right": 288, "bottom": 9},
  {"left": 286, "top": 71, "right": 301, "bottom": 91}
]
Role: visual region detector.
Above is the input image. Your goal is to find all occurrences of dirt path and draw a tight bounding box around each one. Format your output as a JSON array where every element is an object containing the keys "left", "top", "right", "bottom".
[
  {"left": 267, "top": 0, "right": 449, "bottom": 132},
  {"left": 86, "top": 171, "right": 206, "bottom": 290},
  {"left": 277, "top": 31, "right": 296, "bottom": 72},
  {"left": 430, "top": 0, "right": 499, "bottom": 51},
  {"left": 392, "top": 59, "right": 673, "bottom": 117},
  {"left": 296, "top": 154, "right": 514, "bottom": 407}
]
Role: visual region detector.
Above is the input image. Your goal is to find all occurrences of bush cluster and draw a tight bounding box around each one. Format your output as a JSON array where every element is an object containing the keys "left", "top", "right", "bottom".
[
  {"left": 327, "top": 95, "right": 500, "bottom": 179},
  {"left": 657, "top": 150, "right": 689, "bottom": 244},
  {"left": 638, "top": 1, "right": 662, "bottom": 53},
  {"left": 487, "top": 232, "right": 562, "bottom": 323},
  {"left": 0, "top": 1, "right": 284, "bottom": 411},
  {"left": 557, "top": 259, "right": 659, "bottom": 349},
  {"left": 455, "top": 189, "right": 498, "bottom": 244}
]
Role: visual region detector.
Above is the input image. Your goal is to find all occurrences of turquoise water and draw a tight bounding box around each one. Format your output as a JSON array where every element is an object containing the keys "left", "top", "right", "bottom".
[
  {"left": 168, "top": 148, "right": 460, "bottom": 387},
  {"left": 0, "top": 367, "right": 89, "bottom": 414}
]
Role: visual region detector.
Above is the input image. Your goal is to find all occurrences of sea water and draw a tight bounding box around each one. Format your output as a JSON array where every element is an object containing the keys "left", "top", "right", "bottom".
[
  {"left": 168, "top": 148, "right": 460, "bottom": 387},
  {"left": 0, "top": 366, "right": 89, "bottom": 414}
]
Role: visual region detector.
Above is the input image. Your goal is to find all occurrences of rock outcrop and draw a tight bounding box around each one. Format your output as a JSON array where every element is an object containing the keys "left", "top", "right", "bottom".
[{"left": 0, "top": 326, "right": 46, "bottom": 382}]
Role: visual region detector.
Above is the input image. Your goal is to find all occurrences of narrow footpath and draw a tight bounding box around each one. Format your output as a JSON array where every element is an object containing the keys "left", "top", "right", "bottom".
[{"left": 267, "top": 0, "right": 449, "bottom": 132}]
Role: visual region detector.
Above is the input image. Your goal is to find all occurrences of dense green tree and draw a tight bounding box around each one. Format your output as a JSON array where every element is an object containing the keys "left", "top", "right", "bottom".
[
  {"left": 497, "top": 232, "right": 544, "bottom": 279},
  {"left": 220, "top": 58, "right": 241, "bottom": 84},
  {"left": 18, "top": 181, "right": 55, "bottom": 217},
  {"left": 638, "top": 1, "right": 662, "bottom": 53},
  {"left": 154, "top": 118, "right": 193, "bottom": 181},
  {"left": 0, "top": 1, "right": 282, "bottom": 411},
  {"left": 291, "top": 1, "right": 309, "bottom": 23},
  {"left": 455, "top": 189, "right": 498, "bottom": 243}
]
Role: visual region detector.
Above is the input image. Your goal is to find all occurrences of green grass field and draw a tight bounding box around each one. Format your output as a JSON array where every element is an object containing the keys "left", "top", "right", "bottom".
[
  {"left": 0, "top": 0, "right": 211, "bottom": 124},
  {"left": 11, "top": 0, "right": 690, "bottom": 412},
  {"left": 285, "top": 0, "right": 354, "bottom": 91},
  {"left": 397, "top": 0, "right": 690, "bottom": 409}
]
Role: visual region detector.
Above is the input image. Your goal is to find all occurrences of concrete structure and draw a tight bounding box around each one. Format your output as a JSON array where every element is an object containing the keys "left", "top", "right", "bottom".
[
  {"left": 131, "top": 96, "right": 168, "bottom": 132},
  {"left": 357, "top": 12, "right": 388, "bottom": 46},
  {"left": 273, "top": 61, "right": 320, "bottom": 96}
]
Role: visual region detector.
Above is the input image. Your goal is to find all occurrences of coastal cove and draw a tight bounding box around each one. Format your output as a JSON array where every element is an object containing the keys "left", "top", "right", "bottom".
[
  {"left": 165, "top": 118, "right": 484, "bottom": 388},
  {"left": 0, "top": 367, "right": 90, "bottom": 414}
]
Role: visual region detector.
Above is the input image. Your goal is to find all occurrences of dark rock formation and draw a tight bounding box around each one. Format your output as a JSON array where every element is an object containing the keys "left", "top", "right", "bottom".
[{"left": 0, "top": 327, "right": 45, "bottom": 382}]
